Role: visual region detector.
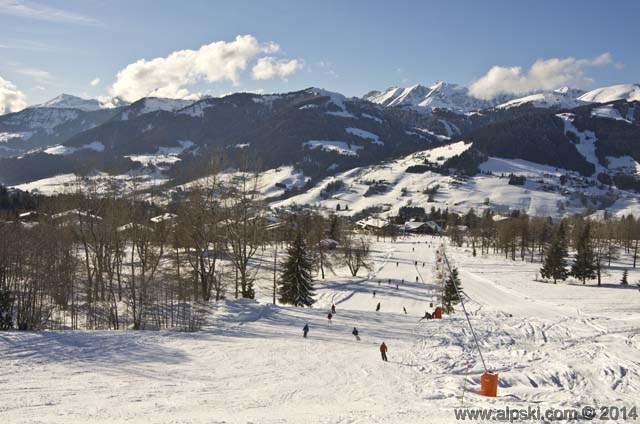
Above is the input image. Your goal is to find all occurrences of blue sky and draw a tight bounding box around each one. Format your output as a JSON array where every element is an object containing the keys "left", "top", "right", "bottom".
[{"left": 0, "top": 0, "right": 638, "bottom": 109}]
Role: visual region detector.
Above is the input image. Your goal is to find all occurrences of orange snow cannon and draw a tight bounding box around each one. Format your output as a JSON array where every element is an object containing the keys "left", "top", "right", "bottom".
[
  {"left": 480, "top": 372, "right": 498, "bottom": 397},
  {"left": 434, "top": 306, "right": 442, "bottom": 319}
]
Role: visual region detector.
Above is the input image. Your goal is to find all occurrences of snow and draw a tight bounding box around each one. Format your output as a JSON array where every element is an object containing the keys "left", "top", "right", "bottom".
[
  {"left": 412, "top": 127, "right": 450, "bottom": 141},
  {"left": 438, "top": 119, "right": 460, "bottom": 137},
  {"left": 578, "top": 84, "right": 640, "bottom": 103},
  {"left": 365, "top": 82, "right": 499, "bottom": 113},
  {"left": 11, "top": 169, "right": 171, "bottom": 195},
  {"left": 0, "top": 131, "right": 32, "bottom": 143},
  {"left": 44, "top": 141, "right": 105, "bottom": 155},
  {"left": 361, "top": 113, "right": 383, "bottom": 123},
  {"left": 275, "top": 139, "right": 634, "bottom": 220},
  {"left": 3, "top": 108, "right": 79, "bottom": 134},
  {"left": 427, "top": 141, "right": 472, "bottom": 164},
  {"left": 30, "top": 94, "right": 105, "bottom": 111},
  {"left": 125, "top": 140, "right": 194, "bottom": 166},
  {"left": 178, "top": 101, "right": 213, "bottom": 118},
  {"left": 303, "top": 140, "right": 363, "bottom": 156},
  {"left": 121, "top": 98, "right": 194, "bottom": 120},
  {"left": 138, "top": 98, "right": 194, "bottom": 115},
  {"left": 605, "top": 155, "right": 640, "bottom": 175},
  {"left": 591, "top": 105, "right": 632, "bottom": 123},
  {"left": 1, "top": 236, "right": 639, "bottom": 422},
  {"left": 556, "top": 113, "right": 604, "bottom": 176},
  {"left": 480, "top": 157, "right": 565, "bottom": 177},
  {"left": 298, "top": 104, "right": 318, "bottom": 110},
  {"left": 233, "top": 143, "right": 250, "bottom": 149},
  {"left": 346, "top": 127, "right": 384, "bottom": 145},
  {"left": 180, "top": 166, "right": 308, "bottom": 199},
  {"left": 325, "top": 110, "right": 356, "bottom": 118},
  {"left": 496, "top": 91, "right": 588, "bottom": 110},
  {"left": 252, "top": 94, "right": 282, "bottom": 104}
]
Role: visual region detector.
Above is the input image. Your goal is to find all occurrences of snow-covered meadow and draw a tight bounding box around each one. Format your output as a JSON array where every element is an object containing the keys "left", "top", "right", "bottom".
[{"left": 1, "top": 235, "right": 639, "bottom": 423}]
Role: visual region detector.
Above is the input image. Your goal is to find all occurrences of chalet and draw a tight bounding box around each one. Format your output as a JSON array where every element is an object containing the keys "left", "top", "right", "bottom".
[
  {"left": 356, "top": 217, "right": 388, "bottom": 231},
  {"left": 401, "top": 220, "right": 442, "bottom": 235}
]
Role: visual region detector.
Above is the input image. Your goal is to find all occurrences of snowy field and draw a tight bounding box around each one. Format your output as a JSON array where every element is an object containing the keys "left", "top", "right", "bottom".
[{"left": 1, "top": 236, "right": 640, "bottom": 423}]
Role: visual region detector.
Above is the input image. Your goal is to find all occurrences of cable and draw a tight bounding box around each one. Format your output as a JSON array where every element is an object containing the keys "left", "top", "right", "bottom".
[{"left": 442, "top": 248, "right": 488, "bottom": 373}]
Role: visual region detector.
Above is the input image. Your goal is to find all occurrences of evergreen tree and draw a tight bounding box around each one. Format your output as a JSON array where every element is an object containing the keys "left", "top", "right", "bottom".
[
  {"left": 621, "top": 269, "right": 629, "bottom": 285},
  {"left": 443, "top": 267, "right": 462, "bottom": 314},
  {"left": 278, "top": 231, "right": 315, "bottom": 307},
  {"left": 571, "top": 222, "right": 596, "bottom": 284},
  {"left": 540, "top": 222, "right": 569, "bottom": 284}
]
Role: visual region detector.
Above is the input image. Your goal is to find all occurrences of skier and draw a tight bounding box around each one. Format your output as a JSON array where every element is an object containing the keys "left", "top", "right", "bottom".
[
  {"left": 303, "top": 323, "right": 309, "bottom": 338},
  {"left": 416, "top": 276, "right": 419, "bottom": 282},
  {"left": 373, "top": 291, "right": 376, "bottom": 298},
  {"left": 327, "top": 312, "right": 333, "bottom": 324},
  {"left": 396, "top": 284, "right": 399, "bottom": 289},
  {"left": 352, "top": 327, "right": 360, "bottom": 341},
  {"left": 380, "top": 342, "right": 388, "bottom": 361},
  {"left": 388, "top": 279, "right": 391, "bottom": 284},
  {"left": 396, "top": 261, "right": 399, "bottom": 267},
  {"left": 331, "top": 303, "right": 336, "bottom": 314},
  {"left": 419, "top": 311, "right": 432, "bottom": 321},
  {"left": 403, "top": 306, "right": 407, "bottom": 314},
  {"left": 376, "top": 302, "right": 381, "bottom": 312}
]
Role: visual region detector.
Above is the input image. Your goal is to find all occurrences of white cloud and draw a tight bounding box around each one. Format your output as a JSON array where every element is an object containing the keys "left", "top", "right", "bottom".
[
  {"left": 0, "top": 0, "right": 102, "bottom": 26},
  {"left": 0, "top": 75, "right": 26, "bottom": 115},
  {"left": 110, "top": 35, "right": 292, "bottom": 102},
  {"left": 251, "top": 57, "right": 303, "bottom": 80},
  {"left": 469, "top": 53, "right": 615, "bottom": 99},
  {"left": 16, "top": 67, "right": 53, "bottom": 84},
  {"left": 90, "top": 78, "right": 100, "bottom": 86}
]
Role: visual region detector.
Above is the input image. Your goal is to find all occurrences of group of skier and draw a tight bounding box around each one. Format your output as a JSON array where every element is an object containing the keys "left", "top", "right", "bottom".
[
  {"left": 301, "top": 238, "right": 442, "bottom": 362},
  {"left": 302, "top": 302, "right": 390, "bottom": 361}
]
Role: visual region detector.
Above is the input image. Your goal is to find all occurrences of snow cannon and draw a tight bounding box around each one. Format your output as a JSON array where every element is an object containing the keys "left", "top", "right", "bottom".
[
  {"left": 480, "top": 372, "right": 498, "bottom": 397},
  {"left": 434, "top": 306, "right": 442, "bottom": 319}
]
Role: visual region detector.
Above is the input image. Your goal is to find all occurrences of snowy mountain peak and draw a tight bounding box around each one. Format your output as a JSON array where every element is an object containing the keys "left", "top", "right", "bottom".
[
  {"left": 31, "top": 94, "right": 104, "bottom": 112},
  {"left": 496, "top": 88, "right": 589, "bottom": 110},
  {"left": 578, "top": 84, "right": 640, "bottom": 103},
  {"left": 363, "top": 81, "right": 499, "bottom": 113}
]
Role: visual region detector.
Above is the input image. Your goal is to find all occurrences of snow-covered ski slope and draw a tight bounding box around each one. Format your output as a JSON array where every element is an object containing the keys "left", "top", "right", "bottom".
[{"left": 1, "top": 236, "right": 639, "bottom": 423}]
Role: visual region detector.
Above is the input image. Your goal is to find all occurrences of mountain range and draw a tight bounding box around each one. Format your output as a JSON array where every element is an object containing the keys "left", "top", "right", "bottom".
[{"left": 1, "top": 82, "right": 640, "bottom": 218}]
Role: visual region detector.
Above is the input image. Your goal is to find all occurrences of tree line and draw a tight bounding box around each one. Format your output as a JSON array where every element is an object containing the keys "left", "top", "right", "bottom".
[{"left": 0, "top": 175, "right": 373, "bottom": 331}]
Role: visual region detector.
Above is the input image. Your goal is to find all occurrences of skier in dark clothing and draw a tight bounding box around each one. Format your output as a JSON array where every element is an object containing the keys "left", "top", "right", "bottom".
[
  {"left": 373, "top": 291, "right": 376, "bottom": 298},
  {"left": 419, "top": 311, "right": 432, "bottom": 321},
  {"left": 416, "top": 276, "right": 419, "bottom": 282},
  {"left": 352, "top": 327, "right": 360, "bottom": 341},
  {"left": 396, "top": 284, "right": 398, "bottom": 289},
  {"left": 327, "top": 312, "right": 333, "bottom": 324},
  {"left": 380, "top": 342, "right": 388, "bottom": 361},
  {"left": 376, "top": 302, "right": 381, "bottom": 312},
  {"left": 331, "top": 304, "right": 336, "bottom": 314},
  {"left": 403, "top": 306, "right": 407, "bottom": 314},
  {"left": 396, "top": 261, "right": 399, "bottom": 267},
  {"left": 303, "top": 324, "right": 309, "bottom": 338}
]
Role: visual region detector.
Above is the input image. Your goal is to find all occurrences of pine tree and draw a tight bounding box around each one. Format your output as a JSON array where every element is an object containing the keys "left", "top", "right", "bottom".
[
  {"left": 278, "top": 231, "right": 315, "bottom": 307},
  {"left": 443, "top": 267, "right": 462, "bottom": 314},
  {"left": 571, "top": 222, "right": 596, "bottom": 284},
  {"left": 540, "top": 222, "right": 569, "bottom": 284},
  {"left": 621, "top": 269, "right": 629, "bottom": 285}
]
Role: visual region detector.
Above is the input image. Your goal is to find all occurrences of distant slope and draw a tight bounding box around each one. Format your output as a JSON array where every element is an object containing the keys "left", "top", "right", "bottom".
[{"left": 578, "top": 84, "right": 640, "bottom": 103}]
